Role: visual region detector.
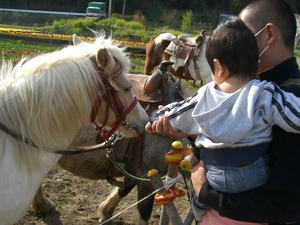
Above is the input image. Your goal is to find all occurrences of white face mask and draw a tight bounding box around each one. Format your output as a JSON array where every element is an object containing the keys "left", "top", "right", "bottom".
[
  {"left": 254, "top": 26, "right": 269, "bottom": 63},
  {"left": 258, "top": 45, "right": 269, "bottom": 63},
  {"left": 254, "top": 26, "right": 267, "bottom": 37}
]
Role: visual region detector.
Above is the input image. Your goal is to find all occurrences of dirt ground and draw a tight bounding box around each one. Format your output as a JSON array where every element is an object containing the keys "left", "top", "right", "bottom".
[{"left": 15, "top": 163, "right": 193, "bottom": 225}]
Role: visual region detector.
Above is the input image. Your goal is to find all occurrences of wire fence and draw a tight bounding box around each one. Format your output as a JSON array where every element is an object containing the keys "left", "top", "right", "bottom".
[{"left": 0, "top": 8, "right": 85, "bottom": 17}]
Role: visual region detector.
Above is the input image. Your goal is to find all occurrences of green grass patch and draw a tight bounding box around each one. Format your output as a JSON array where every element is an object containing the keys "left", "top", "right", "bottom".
[
  {"left": 128, "top": 56, "right": 145, "bottom": 74},
  {"left": 0, "top": 39, "right": 60, "bottom": 62},
  {"left": 294, "top": 49, "right": 300, "bottom": 58},
  {"left": 0, "top": 39, "right": 145, "bottom": 74}
]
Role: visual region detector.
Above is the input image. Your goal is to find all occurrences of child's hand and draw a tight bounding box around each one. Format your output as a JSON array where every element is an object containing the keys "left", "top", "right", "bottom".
[
  {"left": 145, "top": 122, "right": 153, "bottom": 133},
  {"left": 151, "top": 115, "right": 190, "bottom": 139}
]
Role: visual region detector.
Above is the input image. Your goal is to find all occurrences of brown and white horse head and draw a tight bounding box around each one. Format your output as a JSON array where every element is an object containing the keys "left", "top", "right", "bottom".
[{"left": 144, "top": 33, "right": 176, "bottom": 75}]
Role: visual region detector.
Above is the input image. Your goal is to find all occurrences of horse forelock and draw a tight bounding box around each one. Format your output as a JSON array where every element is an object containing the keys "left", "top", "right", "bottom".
[{"left": 0, "top": 34, "right": 128, "bottom": 155}]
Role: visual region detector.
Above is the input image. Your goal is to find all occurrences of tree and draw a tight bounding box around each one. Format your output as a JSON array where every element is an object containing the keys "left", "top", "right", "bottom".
[
  {"left": 181, "top": 10, "right": 193, "bottom": 32},
  {"left": 232, "top": 0, "right": 250, "bottom": 14}
]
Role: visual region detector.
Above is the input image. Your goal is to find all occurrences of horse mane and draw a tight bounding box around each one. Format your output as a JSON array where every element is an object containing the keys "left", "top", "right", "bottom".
[{"left": 0, "top": 33, "right": 130, "bottom": 156}]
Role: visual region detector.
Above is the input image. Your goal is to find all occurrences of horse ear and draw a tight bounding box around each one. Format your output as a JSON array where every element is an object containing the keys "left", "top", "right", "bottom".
[
  {"left": 96, "top": 48, "right": 111, "bottom": 68},
  {"left": 72, "top": 34, "right": 83, "bottom": 46},
  {"left": 195, "top": 35, "right": 203, "bottom": 44}
]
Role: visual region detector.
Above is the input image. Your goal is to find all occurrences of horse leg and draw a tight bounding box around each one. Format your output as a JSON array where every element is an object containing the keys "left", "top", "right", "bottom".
[
  {"left": 32, "top": 185, "right": 56, "bottom": 216},
  {"left": 98, "top": 181, "right": 136, "bottom": 224},
  {"left": 135, "top": 182, "right": 155, "bottom": 225},
  {"left": 193, "top": 80, "right": 204, "bottom": 87},
  {"left": 98, "top": 187, "right": 121, "bottom": 224}
]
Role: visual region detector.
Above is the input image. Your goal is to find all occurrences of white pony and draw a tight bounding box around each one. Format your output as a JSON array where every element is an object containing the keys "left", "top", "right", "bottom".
[{"left": 0, "top": 33, "right": 148, "bottom": 225}]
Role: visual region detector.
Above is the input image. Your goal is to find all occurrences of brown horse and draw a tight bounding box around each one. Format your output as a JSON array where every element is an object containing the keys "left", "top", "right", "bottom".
[
  {"left": 32, "top": 61, "right": 187, "bottom": 225},
  {"left": 144, "top": 31, "right": 212, "bottom": 86}
]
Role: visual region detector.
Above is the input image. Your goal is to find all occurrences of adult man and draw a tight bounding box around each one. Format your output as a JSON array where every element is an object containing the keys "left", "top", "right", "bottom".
[{"left": 145, "top": 0, "right": 300, "bottom": 224}]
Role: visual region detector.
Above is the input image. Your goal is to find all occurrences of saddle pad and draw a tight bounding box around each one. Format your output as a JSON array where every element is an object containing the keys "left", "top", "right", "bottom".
[
  {"left": 127, "top": 74, "right": 163, "bottom": 103},
  {"left": 164, "top": 38, "right": 196, "bottom": 71},
  {"left": 164, "top": 40, "right": 178, "bottom": 56}
]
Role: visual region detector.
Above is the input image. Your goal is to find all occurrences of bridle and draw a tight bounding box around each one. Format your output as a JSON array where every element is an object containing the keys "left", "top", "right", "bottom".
[
  {"left": 0, "top": 57, "right": 139, "bottom": 152},
  {"left": 89, "top": 59, "right": 139, "bottom": 141}
]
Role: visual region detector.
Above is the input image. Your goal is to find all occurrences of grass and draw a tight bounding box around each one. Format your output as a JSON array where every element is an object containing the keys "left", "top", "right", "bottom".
[
  {"left": 128, "top": 55, "right": 145, "bottom": 74},
  {"left": 0, "top": 11, "right": 208, "bottom": 44},
  {"left": 0, "top": 39, "right": 146, "bottom": 74},
  {"left": 295, "top": 49, "right": 300, "bottom": 57},
  {"left": 295, "top": 49, "right": 300, "bottom": 64},
  {"left": 0, "top": 39, "right": 60, "bottom": 64}
]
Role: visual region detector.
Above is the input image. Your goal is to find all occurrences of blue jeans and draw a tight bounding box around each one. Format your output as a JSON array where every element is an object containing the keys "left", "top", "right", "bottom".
[
  {"left": 191, "top": 190, "right": 209, "bottom": 222},
  {"left": 206, "top": 157, "right": 270, "bottom": 193}
]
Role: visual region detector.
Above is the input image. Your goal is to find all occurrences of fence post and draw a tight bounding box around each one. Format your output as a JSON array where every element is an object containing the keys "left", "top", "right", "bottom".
[
  {"left": 148, "top": 140, "right": 197, "bottom": 225},
  {"left": 148, "top": 168, "right": 183, "bottom": 225}
]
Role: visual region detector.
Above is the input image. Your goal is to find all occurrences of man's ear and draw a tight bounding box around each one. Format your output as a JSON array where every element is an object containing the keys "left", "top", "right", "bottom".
[{"left": 265, "top": 23, "right": 277, "bottom": 45}]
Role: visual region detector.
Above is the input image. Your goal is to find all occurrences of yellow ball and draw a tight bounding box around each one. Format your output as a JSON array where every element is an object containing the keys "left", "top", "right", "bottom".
[
  {"left": 171, "top": 140, "right": 183, "bottom": 150},
  {"left": 148, "top": 169, "right": 158, "bottom": 177}
]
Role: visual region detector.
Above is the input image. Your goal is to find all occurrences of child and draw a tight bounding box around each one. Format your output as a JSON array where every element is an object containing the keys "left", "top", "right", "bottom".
[{"left": 149, "top": 16, "right": 300, "bottom": 223}]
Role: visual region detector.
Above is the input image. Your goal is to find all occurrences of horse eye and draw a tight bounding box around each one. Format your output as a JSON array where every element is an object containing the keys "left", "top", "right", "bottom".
[{"left": 124, "top": 85, "right": 132, "bottom": 92}]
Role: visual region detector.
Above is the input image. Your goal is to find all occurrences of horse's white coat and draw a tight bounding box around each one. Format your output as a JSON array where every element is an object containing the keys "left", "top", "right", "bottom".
[
  {"left": 154, "top": 33, "right": 176, "bottom": 45},
  {"left": 187, "top": 35, "right": 212, "bottom": 84},
  {"left": 167, "top": 34, "right": 212, "bottom": 85},
  {"left": 1, "top": 141, "right": 61, "bottom": 224},
  {"left": 0, "top": 34, "right": 148, "bottom": 225}
]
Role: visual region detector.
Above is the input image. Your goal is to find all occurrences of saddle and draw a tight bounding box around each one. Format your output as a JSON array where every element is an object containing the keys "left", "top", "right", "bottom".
[
  {"left": 128, "top": 62, "right": 183, "bottom": 113},
  {"left": 105, "top": 64, "right": 184, "bottom": 188},
  {"left": 128, "top": 74, "right": 163, "bottom": 103},
  {"left": 164, "top": 30, "right": 206, "bottom": 75}
]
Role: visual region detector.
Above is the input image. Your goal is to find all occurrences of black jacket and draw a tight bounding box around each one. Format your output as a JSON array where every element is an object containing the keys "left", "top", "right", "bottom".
[{"left": 197, "top": 57, "right": 300, "bottom": 224}]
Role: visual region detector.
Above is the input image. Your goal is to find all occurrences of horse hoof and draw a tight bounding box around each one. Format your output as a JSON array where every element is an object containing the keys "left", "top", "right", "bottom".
[
  {"left": 99, "top": 218, "right": 114, "bottom": 225},
  {"left": 32, "top": 199, "right": 56, "bottom": 217}
]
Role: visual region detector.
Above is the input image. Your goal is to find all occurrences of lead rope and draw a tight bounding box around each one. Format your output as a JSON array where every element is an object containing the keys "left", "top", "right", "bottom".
[
  {"left": 98, "top": 175, "right": 180, "bottom": 225},
  {"left": 106, "top": 148, "right": 166, "bottom": 182}
]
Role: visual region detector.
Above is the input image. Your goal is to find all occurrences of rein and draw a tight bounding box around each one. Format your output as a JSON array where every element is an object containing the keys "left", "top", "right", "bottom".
[
  {"left": 54, "top": 134, "right": 123, "bottom": 154},
  {"left": 0, "top": 121, "right": 38, "bottom": 148},
  {"left": 0, "top": 117, "right": 123, "bottom": 154}
]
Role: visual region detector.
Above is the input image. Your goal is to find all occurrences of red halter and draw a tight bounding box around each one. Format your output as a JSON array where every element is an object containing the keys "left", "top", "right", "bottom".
[{"left": 89, "top": 62, "right": 138, "bottom": 140}]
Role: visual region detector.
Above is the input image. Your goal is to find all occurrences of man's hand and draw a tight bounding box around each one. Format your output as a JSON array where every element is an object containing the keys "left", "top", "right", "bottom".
[{"left": 191, "top": 160, "right": 207, "bottom": 197}]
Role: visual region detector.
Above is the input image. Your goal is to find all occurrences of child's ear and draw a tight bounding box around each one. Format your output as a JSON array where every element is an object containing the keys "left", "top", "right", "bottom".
[{"left": 213, "top": 59, "right": 225, "bottom": 76}]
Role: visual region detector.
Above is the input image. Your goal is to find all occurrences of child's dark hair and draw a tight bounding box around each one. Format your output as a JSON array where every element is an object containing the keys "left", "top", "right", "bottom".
[{"left": 205, "top": 16, "right": 259, "bottom": 80}]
